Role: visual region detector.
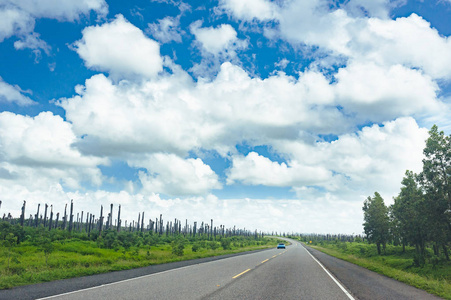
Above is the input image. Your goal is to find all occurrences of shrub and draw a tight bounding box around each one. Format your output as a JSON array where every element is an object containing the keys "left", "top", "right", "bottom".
[
  {"left": 221, "top": 239, "right": 231, "bottom": 250},
  {"left": 192, "top": 243, "right": 200, "bottom": 252},
  {"left": 208, "top": 241, "right": 219, "bottom": 250},
  {"left": 172, "top": 243, "right": 185, "bottom": 256}
]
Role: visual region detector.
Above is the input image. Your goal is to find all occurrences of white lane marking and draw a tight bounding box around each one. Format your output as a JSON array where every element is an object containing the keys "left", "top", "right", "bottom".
[
  {"left": 38, "top": 250, "right": 274, "bottom": 299},
  {"left": 300, "top": 243, "right": 356, "bottom": 300},
  {"left": 36, "top": 264, "right": 194, "bottom": 299}
]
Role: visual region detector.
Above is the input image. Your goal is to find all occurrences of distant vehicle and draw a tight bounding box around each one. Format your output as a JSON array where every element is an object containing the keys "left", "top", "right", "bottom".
[{"left": 277, "top": 243, "right": 286, "bottom": 249}]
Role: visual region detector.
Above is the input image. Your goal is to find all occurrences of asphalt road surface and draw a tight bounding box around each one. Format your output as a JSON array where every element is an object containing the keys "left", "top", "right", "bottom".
[{"left": 1, "top": 239, "right": 442, "bottom": 300}]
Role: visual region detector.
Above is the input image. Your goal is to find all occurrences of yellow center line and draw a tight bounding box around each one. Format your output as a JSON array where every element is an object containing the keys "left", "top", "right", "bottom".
[
  {"left": 232, "top": 268, "right": 251, "bottom": 279},
  {"left": 261, "top": 259, "right": 269, "bottom": 263},
  {"left": 272, "top": 255, "right": 277, "bottom": 258}
]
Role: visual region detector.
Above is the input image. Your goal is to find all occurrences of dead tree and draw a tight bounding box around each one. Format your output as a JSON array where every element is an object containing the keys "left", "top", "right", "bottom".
[
  {"left": 19, "top": 201, "right": 26, "bottom": 227},
  {"left": 141, "top": 212, "right": 145, "bottom": 232},
  {"left": 117, "top": 205, "right": 121, "bottom": 232},
  {"left": 34, "top": 203, "right": 40, "bottom": 227},
  {"left": 55, "top": 212, "right": 60, "bottom": 229},
  {"left": 48, "top": 205, "right": 53, "bottom": 230},
  {"left": 43, "top": 204, "right": 48, "bottom": 228},
  {"left": 109, "top": 204, "right": 113, "bottom": 228},
  {"left": 98, "top": 205, "right": 104, "bottom": 233},
  {"left": 62, "top": 203, "right": 67, "bottom": 230},
  {"left": 68, "top": 200, "right": 74, "bottom": 232}
]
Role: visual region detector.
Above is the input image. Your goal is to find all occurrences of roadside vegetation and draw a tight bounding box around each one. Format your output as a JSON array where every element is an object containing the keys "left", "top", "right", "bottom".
[
  {"left": 294, "top": 236, "right": 450, "bottom": 299},
  {"left": 0, "top": 223, "right": 279, "bottom": 290},
  {"left": 292, "top": 125, "right": 451, "bottom": 299}
]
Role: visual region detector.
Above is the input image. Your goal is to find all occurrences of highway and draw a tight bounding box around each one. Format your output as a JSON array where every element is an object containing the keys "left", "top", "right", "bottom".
[{"left": 1, "top": 239, "right": 442, "bottom": 300}]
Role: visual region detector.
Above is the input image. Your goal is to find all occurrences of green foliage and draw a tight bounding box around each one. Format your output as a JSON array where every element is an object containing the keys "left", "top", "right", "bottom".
[
  {"left": 221, "top": 238, "right": 231, "bottom": 250},
  {"left": 171, "top": 242, "right": 185, "bottom": 256},
  {"left": 363, "top": 192, "right": 390, "bottom": 255},
  {"left": 191, "top": 243, "right": 200, "bottom": 252},
  {"left": 361, "top": 125, "right": 451, "bottom": 265},
  {"left": 309, "top": 241, "right": 451, "bottom": 299},
  {"left": 0, "top": 218, "right": 277, "bottom": 290}
]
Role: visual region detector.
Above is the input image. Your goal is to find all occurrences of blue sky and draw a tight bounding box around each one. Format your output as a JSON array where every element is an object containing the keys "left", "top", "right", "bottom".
[{"left": 0, "top": 0, "right": 450, "bottom": 234}]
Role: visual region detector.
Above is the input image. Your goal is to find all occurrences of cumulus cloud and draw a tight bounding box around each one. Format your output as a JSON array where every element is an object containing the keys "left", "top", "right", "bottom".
[
  {"left": 217, "top": 0, "right": 279, "bottom": 21},
  {"left": 0, "top": 78, "right": 35, "bottom": 105},
  {"left": 226, "top": 152, "right": 331, "bottom": 186},
  {"left": 275, "top": 117, "right": 428, "bottom": 202},
  {"left": 58, "top": 72, "right": 201, "bottom": 156},
  {"left": 191, "top": 22, "right": 247, "bottom": 56},
  {"left": 0, "top": 111, "right": 106, "bottom": 190},
  {"left": 343, "top": 0, "right": 392, "bottom": 18},
  {"left": 131, "top": 153, "right": 221, "bottom": 196},
  {"left": 0, "top": 6, "right": 34, "bottom": 42},
  {"left": 189, "top": 21, "right": 248, "bottom": 77},
  {"left": 334, "top": 62, "right": 441, "bottom": 122},
  {"left": 0, "top": 0, "right": 107, "bottom": 55},
  {"left": 220, "top": 0, "right": 451, "bottom": 80},
  {"left": 147, "top": 16, "right": 184, "bottom": 43},
  {"left": 3, "top": 0, "right": 108, "bottom": 21},
  {"left": 73, "top": 15, "right": 163, "bottom": 79}
]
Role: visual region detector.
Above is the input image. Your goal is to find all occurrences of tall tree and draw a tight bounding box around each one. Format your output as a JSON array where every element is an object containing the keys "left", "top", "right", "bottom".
[
  {"left": 363, "top": 192, "right": 390, "bottom": 255},
  {"left": 391, "top": 171, "right": 427, "bottom": 258},
  {"left": 418, "top": 125, "right": 451, "bottom": 260}
]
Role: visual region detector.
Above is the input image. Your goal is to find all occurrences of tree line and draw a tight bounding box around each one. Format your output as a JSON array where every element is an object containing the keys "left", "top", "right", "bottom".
[
  {"left": 363, "top": 125, "right": 450, "bottom": 265},
  {"left": 0, "top": 199, "right": 264, "bottom": 246}
]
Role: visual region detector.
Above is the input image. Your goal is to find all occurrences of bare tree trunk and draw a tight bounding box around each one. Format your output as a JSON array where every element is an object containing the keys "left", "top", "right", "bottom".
[
  {"left": 99, "top": 205, "right": 104, "bottom": 233},
  {"left": 68, "top": 200, "right": 74, "bottom": 232},
  {"left": 43, "top": 204, "right": 48, "bottom": 228},
  {"left": 62, "top": 203, "right": 67, "bottom": 230},
  {"left": 141, "top": 212, "right": 144, "bottom": 232},
  {"left": 20, "top": 201, "right": 26, "bottom": 227},
  {"left": 117, "top": 205, "right": 121, "bottom": 232},
  {"left": 48, "top": 205, "right": 53, "bottom": 230},
  {"left": 35, "top": 203, "right": 40, "bottom": 227}
]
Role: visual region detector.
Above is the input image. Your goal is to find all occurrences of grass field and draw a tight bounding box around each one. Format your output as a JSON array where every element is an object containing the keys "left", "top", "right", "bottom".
[
  {"left": 0, "top": 236, "right": 279, "bottom": 289},
  {"left": 304, "top": 240, "right": 451, "bottom": 299}
]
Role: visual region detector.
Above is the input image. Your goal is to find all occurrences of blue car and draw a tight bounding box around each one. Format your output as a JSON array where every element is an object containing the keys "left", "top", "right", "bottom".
[{"left": 277, "top": 243, "right": 286, "bottom": 249}]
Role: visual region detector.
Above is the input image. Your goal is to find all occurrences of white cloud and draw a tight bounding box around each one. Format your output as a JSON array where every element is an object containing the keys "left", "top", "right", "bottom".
[
  {"left": 0, "top": 111, "right": 106, "bottom": 190},
  {"left": 226, "top": 152, "right": 331, "bottom": 187},
  {"left": 132, "top": 153, "right": 221, "bottom": 196},
  {"left": 58, "top": 72, "right": 201, "bottom": 156},
  {"left": 0, "top": 78, "right": 35, "bottom": 105},
  {"left": 0, "top": 6, "right": 34, "bottom": 42},
  {"left": 344, "top": 0, "right": 391, "bottom": 18},
  {"left": 74, "top": 15, "right": 163, "bottom": 79},
  {"left": 4, "top": 0, "right": 108, "bottom": 21},
  {"left": 190, "top": 21, "right": 247, "bottom": 56},
  {"left": 334, "top": 62, "right": 441, "bottom": 122},
  {"left": 275, "top": 117, "right": 428, "bottom": 201},
  {"left": 13, "top": 32, "right": 50, "bottom": 57},
  {"left": 0, "top": 0, "right": 107, "bottom": 54},
  {"left": 217, "top": 0, "right": 279, "bottom": 21},
  {"left": 147, "top": 16, "right": 183, "bottom": 43},
  {"left": 220, "top": 1, "right": 451, "bottom": 80},
  {"left": 356, "top": 14, "right": 451, "bottom": 79}
]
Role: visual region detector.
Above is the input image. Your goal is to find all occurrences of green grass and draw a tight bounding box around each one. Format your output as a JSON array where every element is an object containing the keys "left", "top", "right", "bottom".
[
  {"left": 305, "top": 241, "right": 451, "bottom": 299},
  {"left": 0, "top": 238, "right": 279, "bottom": 289}
]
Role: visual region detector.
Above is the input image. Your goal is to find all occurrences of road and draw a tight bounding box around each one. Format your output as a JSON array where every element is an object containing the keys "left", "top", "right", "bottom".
[{"left": 1, "top": 239, "right": 442, "bottom": 300}]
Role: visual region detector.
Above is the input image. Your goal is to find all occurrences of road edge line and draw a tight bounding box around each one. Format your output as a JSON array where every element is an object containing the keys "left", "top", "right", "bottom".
[{"left": 302, "top": 244, "right": 356, "bottom": 300}]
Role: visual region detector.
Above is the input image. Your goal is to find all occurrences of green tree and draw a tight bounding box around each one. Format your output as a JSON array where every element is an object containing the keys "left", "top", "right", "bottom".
[
  {"left": 363, "top": 192, "right": 390, "bottom": 255},
  {"left": 391, "top": 171, "right": 428, "bottom": 265},
  {"left": 417, "top": 125, "right": 451, "bottom": 260},
  {"left": 2, "top": 233, "right": 17, "bottom": 271}
]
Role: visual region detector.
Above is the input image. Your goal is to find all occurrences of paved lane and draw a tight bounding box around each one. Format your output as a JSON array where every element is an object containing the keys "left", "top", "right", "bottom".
[
  {"left": 303, "top": 244, "right": 442, "bottom": 300},
  {"left": 37, "top": 242, "right": 352, "bottom": 300},
  {"left": 2, "top": 239, "right": 443, "bottom": 300},
  {"left": 205, "top": 242, "right": 352, "bottom": 300}
]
